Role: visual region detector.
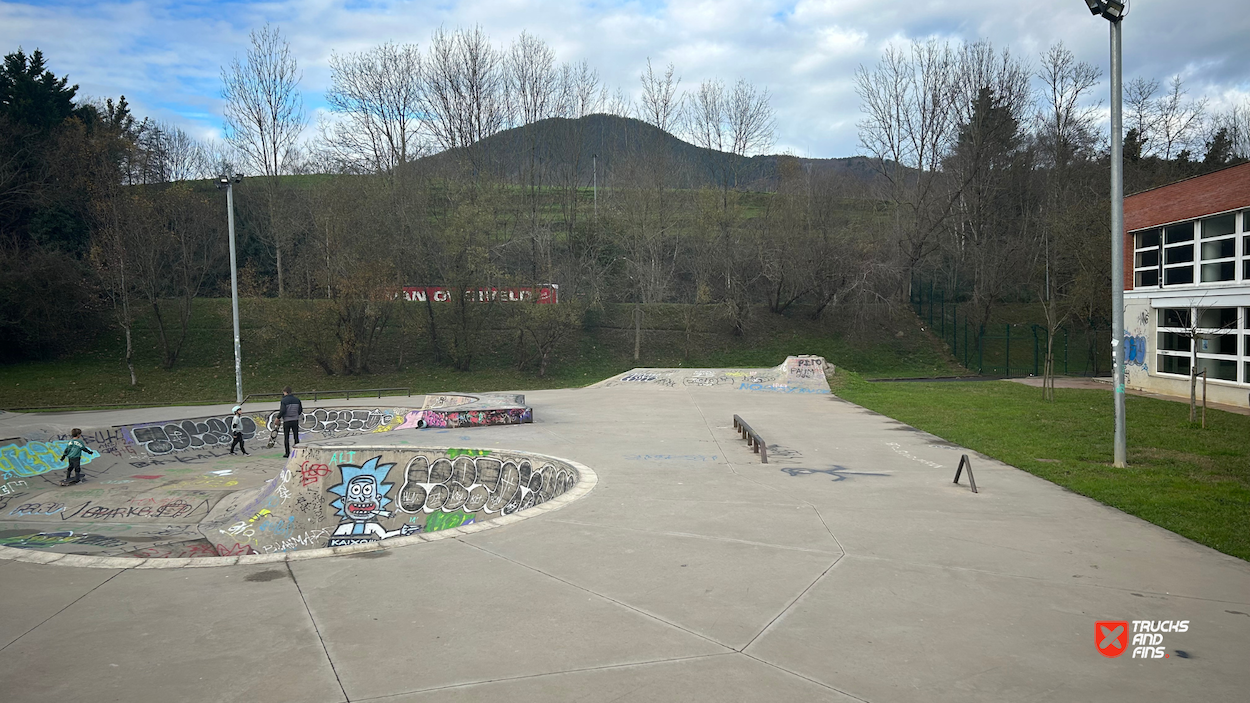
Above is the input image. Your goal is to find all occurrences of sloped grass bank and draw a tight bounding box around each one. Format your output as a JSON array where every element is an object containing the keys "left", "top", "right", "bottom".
[
  {"left": 0, "top": 299, "right": 962, "bottom": 410},
  {"left": 835, "top": 375, "right": 1250, "bottom": 561}
]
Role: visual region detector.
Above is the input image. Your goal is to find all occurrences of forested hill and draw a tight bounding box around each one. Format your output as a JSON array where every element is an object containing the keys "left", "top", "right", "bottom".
[{"left": 410, "top": 113, "right": 885, "bottom": 191}]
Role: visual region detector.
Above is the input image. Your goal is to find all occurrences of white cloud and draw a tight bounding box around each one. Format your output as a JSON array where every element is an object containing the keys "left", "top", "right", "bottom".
[{"left": 3, "top": 0, "right": 1247, "bottom": 157}]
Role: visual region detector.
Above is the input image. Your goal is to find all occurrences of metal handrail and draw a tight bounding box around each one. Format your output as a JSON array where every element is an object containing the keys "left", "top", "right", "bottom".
[
  {"left": 1, "top": 387, "right": 414, "bottom": 413},
  {"left": 953, "top": 454, "right": 978, "bottom": 493},
  {"left": 732, "top": 414, "right": 768, "bottom": 464},
  {"left": 242, "top": 387, "right": 412, "bottom": 404}
]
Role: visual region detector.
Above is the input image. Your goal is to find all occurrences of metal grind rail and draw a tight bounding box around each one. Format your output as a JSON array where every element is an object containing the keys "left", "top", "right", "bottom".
[{"left": 732, "top": 414, "right": 768, "bottom": 463}]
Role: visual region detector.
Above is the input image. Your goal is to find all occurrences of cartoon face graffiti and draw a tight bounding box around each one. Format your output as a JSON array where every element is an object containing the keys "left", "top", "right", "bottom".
[
  {"left": 344, "top": 475, "right": 383, "bottom": 521},
  {"left": 326, "top": 456, "right": 419, "bottom": 546}
]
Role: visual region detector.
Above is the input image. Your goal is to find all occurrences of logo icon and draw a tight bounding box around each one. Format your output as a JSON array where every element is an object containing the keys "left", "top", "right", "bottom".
[{"left": 1097, "top": 621, "right": 1129, "bottom": 658}]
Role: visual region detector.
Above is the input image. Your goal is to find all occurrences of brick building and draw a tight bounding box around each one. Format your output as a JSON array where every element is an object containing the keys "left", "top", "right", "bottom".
[{"left": 1124, "top": 161, "right": 1250, "bottom": 408}]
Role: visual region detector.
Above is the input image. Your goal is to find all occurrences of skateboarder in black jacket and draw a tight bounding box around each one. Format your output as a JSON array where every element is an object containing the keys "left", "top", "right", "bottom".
[{"left": 279, "top": 387, "right": 303, "bottom": 458}]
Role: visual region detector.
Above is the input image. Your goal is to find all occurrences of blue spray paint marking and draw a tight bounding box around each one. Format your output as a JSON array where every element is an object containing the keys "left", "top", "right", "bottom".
[{"left": 1, "top": 441, "right": 97, "bottom": 479}]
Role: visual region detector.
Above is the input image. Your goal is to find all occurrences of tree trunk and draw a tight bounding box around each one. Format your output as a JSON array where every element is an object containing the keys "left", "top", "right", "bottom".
[
  {"left": 633, "top": 303, "right": 641, "bottom": 361},
  {"left": 276, "top": 242, "right": 285, "bottom": 298},
  {"left": 151, "top": 300, "right": 173, "bottom": 369},
  {"left": 125, "top": 325, "right": 136, "bottom": 386},
  {"left": 1189, "top": 343, "right": 1198, "bottom": 423}
]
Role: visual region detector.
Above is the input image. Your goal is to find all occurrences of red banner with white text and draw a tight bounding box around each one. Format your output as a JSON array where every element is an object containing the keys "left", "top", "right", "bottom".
[{"left": 402, "top": 285, "right": 559, "bottom": 304}]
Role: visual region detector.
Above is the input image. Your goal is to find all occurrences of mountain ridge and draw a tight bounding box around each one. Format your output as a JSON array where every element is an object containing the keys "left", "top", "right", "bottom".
[{"left": 411, "top": 113, "right": 884, "bottom": 191}]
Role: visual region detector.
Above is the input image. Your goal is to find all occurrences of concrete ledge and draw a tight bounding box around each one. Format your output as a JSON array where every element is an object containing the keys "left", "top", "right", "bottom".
[{"left": 0, "top": 451, "right": 598, "bottom": 570}]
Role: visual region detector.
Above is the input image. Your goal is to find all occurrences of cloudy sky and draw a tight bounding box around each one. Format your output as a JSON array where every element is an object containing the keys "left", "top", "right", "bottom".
[{"left": 3, "top": 0, "right": 1248, "bottom": 157}]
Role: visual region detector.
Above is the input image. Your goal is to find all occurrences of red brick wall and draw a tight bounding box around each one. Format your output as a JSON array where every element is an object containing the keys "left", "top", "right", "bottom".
[
  {"left": 1124, "top": 223, "right": 1134, "bottom": 291},
  {"left": 1123, "top": 162, "right": 1250, "bottom": 291}
]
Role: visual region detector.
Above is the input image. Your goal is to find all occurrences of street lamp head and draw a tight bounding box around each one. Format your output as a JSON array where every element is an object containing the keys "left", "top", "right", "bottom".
[
  {"left": 1085, "top": 0, "right": 1128, "bottom": 21},
  {"left": 215, "top": 174, "right": 230, "bottom": 190},
  {"left": 232, "top": 173, "right": 243, "bottom": 184}
]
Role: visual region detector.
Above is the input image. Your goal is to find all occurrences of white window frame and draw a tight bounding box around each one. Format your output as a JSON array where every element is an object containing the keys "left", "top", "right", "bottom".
[
  {"left": 1133, "top": 227, "right": 1162, "bottom": 289},
  {"left": 1199, "top": 212, "right": 1238, "bottom": 284},
  {"left": 1154, "top": 305, "right": 1247, "bottom": 386},
  {"left": 1131, "top": 209, "right": 1250, "bottom": 291}
]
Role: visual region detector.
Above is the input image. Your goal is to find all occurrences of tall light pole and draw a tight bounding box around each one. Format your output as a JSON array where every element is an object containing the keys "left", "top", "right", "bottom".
[
  {"left": 216, "top": 173, "right": 245, "bottom": 405},
  {"left": 592, "top": 153, "right": 598, "bottom": 220},
  {"left": 1084, "top": 0, "right": 1129, "bottom": 467}
]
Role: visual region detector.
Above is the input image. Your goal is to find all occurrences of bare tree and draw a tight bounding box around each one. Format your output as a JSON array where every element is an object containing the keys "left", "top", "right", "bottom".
[
  {"left": 1206, "top": 99, "right": 1250, "bottom": 161},
  {"left": 1034, "top": 42, "right": 1101, "bottom": 169},
  {"left": 222, "top": 24, "right": 306, "bottom": 296},
  {"left": 1033, "top": 43, "right": 1103, "bottom": 399},
  {"left": 686, "top": 77, "right": 775, "bottom": 202},
  {"left": 1154, "top": 75, "right": 1207, "bottom": 160},
  {"left": 504, "top": 32, "right": 560, "bottom": 279},
  {"left": 201, "top": 138, "right": 241, "bottom": 176},
  {"left": 604, "top": 86, "right": 633, "bottom": 118},
  {"left": 420, "top": 26, "right": 509, "bottom": 157},
  {"left": 1125, "top": 76, "right": 1161, "bottom": 156},
  {"left": 127, "top": 121, "right": 208, "bottom": 183},
  {"left": 638, "top": 59, "right": 681, "bottom": 132},
  {"left": 89, "top": 193, "right": 138, "bottom": 384},
  {"left": 323, "top": 42, "right": 425, "bottom": 174},
  {"left": 128, "top": 185, "right": 225, "bottom": 369},
  {"left": 551, "top": 59, "right": 607, "bottom": 241},
  {"left": 686, "top": 78, "right": 774, "bottom": 335},
  {"left": 856, "top": 39, "right": 960, "bottom": 297},
  {"left": 507, "top": 32, "right": 559, "bottom": 126}
]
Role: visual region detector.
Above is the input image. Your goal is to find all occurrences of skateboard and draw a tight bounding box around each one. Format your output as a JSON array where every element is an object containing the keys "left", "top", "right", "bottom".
[
  {"left": 59, "top": 477, "right": 85, "bottom": 487},
  {"left": 266, "top": 429, "right": 278, "bottom": 449}
]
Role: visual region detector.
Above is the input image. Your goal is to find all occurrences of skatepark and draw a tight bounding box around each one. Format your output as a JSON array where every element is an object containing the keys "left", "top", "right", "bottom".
[{"left": 1, "top": 356, "right": 1247, "bottom": 702}]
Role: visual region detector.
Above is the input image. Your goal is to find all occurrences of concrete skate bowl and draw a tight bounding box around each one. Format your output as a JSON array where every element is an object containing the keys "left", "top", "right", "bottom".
[
  {"left": 0, "top": 444, "right": 594, "bottom": 567},
  {"left": 593, "top": 355, "right": 833, "bottom": 395},
  {"left": 200, "top": 446, "right": 592, "bottom": 559},
  {"left": 0, "top": 394, "right": 558, "bottom": 566}
]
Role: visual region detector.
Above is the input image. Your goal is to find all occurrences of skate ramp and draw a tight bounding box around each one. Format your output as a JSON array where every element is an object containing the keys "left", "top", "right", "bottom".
[
  {"left": 415, "top": 393, "right": 533, "bottom": 428},
  {"left": 200, "top": 445, "right": 584, "bottom": 556},
  {"left": 593, "top": 355, "right": 832, "bottom": 394}
]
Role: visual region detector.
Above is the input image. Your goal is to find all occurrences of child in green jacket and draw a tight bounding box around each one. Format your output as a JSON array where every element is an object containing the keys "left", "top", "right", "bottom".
[{"left": 60, "top": 428, "right": 97, "bottom": 486}]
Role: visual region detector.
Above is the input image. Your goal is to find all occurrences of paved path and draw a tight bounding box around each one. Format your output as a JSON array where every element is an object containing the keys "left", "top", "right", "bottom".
[{"left": 1, "top": 383, "right": 1247, "bottom": 702}]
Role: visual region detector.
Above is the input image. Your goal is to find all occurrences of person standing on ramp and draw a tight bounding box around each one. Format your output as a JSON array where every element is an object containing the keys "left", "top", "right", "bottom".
[
  {"left": 279, "top": 386, "right": 304, "bottom": 458},
  {"left": 59, "top": 428, "right": 96, "bottom": 486},
  {"left": 228, "top": 406, "right": 249, "bottom": 456}
]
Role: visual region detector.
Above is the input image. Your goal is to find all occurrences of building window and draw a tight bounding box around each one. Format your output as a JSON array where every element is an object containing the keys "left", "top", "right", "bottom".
[
  {"left": 1154, "top": 306, "right": 1247, "bottom": 385},
  {"left": 1243, "top": 210, "right": 1250, "bottom": 281},
  {"left": 1200, "top": 213, "right": 1237, "bottom": 282},
  {"left": 1162, "top": 222, "right": 1195, "bottom": 287},
  {"left": 1134, "top": 211, "right": 1249, "bottom": 289},
  {"left": 1134, "top": 228, "right": 1161, "bottom": 287}
]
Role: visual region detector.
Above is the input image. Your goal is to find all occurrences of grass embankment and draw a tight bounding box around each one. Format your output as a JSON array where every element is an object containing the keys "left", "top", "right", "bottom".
[
  {"left": 0, "top": 299, "right": 962, "bottom": 410},
  {"left": 834, "top": 374, "right": 1250, "bottom": 561}
]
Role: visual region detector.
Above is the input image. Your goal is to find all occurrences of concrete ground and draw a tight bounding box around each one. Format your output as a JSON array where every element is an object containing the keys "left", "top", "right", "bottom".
[{"left": 2, "top": 383, "right": 1248, "bottom": 702}]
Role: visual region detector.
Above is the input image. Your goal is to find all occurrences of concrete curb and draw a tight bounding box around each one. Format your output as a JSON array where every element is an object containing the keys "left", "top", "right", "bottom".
[{"left": 0, "top": 449, "right": 598, "bottom": 570}]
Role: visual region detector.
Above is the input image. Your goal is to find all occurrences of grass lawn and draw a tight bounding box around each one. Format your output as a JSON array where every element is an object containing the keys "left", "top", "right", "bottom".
[{"left": 835, "top": 374, "right": 1250, "bottom": 561}]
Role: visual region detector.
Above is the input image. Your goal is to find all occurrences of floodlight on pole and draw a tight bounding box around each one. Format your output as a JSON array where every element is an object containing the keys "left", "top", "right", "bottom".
[
  {"left": 216, "top": 173, "right": 245, "bottom": 405},
  {"left": 1085, "top": 0, "right": 1128, "bottom": 20},
  {"left": 1083, "top": 0, "right": 1128, "bottom": 468}
]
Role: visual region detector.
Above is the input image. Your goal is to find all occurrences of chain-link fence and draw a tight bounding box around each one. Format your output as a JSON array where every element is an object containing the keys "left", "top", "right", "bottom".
[{"left": 911, "top": 281, "right": 1111, "bottom": 377}]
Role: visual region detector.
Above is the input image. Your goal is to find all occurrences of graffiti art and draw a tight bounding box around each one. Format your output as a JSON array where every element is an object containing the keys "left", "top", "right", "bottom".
[{"left": 326, "top": 456, "right": 421, "bottom": 547}]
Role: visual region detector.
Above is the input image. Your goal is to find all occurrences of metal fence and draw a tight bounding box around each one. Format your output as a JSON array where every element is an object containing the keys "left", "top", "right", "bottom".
[{"left": 911, "top": 281, "right": 1111, "bottom": 377}]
